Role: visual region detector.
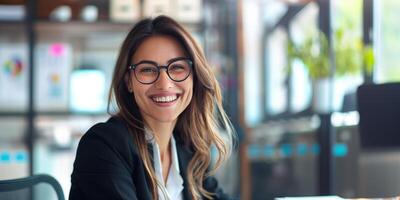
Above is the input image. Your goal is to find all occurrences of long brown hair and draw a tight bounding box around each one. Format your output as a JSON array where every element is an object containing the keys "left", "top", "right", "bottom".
[{"left": 108, "top": 15, "right": 235, "bottom": 200}]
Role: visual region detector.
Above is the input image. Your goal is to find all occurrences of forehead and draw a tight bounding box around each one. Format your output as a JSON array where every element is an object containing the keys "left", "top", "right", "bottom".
[{"left": 132, "top": 35, "right": 187, "bottom": 64}]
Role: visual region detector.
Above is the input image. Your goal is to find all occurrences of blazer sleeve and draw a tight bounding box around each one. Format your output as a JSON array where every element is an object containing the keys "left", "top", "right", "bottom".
[{"left": 69, "top": 122, "right": 138, "bottom": 200}]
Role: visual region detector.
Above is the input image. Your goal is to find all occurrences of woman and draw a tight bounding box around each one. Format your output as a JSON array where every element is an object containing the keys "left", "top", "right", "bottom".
[{"left": 69, "top": 15, "right": 235, "bottom": 200}]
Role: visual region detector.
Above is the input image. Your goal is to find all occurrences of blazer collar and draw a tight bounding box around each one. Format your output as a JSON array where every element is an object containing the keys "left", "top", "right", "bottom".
[
  {"left": 146, "top": 131, "right": 194, "bottom": 200},
  {"left": 175, "top": 135, "right": 194, "bottom": 200}
]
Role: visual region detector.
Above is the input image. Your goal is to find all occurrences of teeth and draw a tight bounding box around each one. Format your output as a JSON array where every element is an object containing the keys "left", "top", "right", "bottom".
[{"left": 152, "top": 95, "right": 177, "bottom": 103}]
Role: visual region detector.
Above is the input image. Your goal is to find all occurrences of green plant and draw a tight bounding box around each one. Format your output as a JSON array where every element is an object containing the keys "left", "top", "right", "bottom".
[
  {"left": 296, "top": 31, "right": 330, "bottom": 79},
  {"left": 289, "top": 28, "right": 374, "bottom": 80},
  {"left": 363, "top": 44, "right": 374, "bottom": 75},
  {"left": 334, "top": 28, "right": 362, "bottom": 76}
]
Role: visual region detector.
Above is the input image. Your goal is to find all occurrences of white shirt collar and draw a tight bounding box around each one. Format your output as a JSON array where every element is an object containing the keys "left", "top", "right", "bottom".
[{"left": 144, "top": 128, "right": 184, "bottom": 200}]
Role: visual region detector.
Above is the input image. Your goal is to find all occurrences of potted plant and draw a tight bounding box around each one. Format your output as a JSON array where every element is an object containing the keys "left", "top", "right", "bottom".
[
  {"left": 288, "top": 30, "right": 332, "bottom": 113},
  {"left": 289, "top": 27, "right": 374, "bottom": 113}
]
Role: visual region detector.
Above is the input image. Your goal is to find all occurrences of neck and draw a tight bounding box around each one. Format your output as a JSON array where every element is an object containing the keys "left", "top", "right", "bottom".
[{"left": 145, "top": 119, "right": 176, "bottom": 159}]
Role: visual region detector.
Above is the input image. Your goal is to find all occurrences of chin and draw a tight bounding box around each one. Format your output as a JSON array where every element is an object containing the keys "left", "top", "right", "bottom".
[{"left": 149, "top": 114, "right": 179, "bottom": 123}]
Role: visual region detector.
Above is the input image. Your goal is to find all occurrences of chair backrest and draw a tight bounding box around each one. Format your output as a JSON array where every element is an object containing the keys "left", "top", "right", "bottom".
[
  {"left": 357, "top": 82, "right": 400, "bottom": 149},
  {"left": 0, "top": 174, "right": 65, "bottom": 200}
]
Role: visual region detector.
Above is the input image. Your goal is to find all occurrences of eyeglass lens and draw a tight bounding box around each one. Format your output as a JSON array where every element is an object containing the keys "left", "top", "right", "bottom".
[{"left": 133, "top": 59, "right": 191, "bottom": 84}]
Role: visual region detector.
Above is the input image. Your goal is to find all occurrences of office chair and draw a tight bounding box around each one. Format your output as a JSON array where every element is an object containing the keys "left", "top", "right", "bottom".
[
  {"left": 356, "top": 82, "right": 400, "bottom": 197},
  {"left": 0, "top": 174, "right": 65, "bottom": 200},
  {"left": 357, "top": 82, "right": 400, "bottom": 149}
]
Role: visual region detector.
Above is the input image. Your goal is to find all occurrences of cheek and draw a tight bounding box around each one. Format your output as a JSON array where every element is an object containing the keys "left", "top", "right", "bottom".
[{"left": 132, "top": 85, "right": 149, "bottom": 104}]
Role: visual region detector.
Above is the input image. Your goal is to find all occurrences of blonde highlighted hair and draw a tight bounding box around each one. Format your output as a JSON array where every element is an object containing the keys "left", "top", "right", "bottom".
[{"left": 108, "top": 15, "right": 235, "bottom": 200}]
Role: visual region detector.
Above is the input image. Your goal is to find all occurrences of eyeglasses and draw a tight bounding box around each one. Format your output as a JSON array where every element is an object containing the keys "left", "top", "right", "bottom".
[{"left": 128, "top": 57, "right": 193, "bottom": 84}]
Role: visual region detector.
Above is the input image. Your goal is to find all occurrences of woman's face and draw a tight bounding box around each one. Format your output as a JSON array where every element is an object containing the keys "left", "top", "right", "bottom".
[{"left": 128, "top": 35, "right": 193, "bottom": 126}]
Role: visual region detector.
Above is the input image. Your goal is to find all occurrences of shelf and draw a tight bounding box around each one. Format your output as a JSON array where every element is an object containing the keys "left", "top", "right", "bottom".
[
  {"left": 0, "top": 21, "right": 26, "bottom": 37},
  {"left": 0, "top": 20, "right": 25, "bottom": 25},
  {"left": 35, "top": 20, "right": 134, "bottom": 35},
  {"left": 35, "top": 20, "right": 204, "bottom": 36},
  {"left": 0, "top": 112, "right": 27, "bottom": 117}
]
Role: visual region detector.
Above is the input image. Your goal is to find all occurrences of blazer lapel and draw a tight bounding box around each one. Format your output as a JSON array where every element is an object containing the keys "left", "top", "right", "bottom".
[{"left": 176, "top": 138, "right": 194, "bottom": 200}]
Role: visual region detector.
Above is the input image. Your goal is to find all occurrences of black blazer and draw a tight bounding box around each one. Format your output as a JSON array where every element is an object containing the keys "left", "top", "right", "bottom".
[{"left": 69, "top": 117, "right": 231, "bottom": 200}]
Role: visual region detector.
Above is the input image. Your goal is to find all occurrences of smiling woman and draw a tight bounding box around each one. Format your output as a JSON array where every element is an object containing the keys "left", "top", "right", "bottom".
[{"left": 69, "top": 15, "right": 236, "bottom": 200}]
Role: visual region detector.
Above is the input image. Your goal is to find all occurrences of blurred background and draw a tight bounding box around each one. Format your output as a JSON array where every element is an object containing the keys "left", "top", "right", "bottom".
[{"left": 0, "top": 0, "right": 400, "bottom": 199}]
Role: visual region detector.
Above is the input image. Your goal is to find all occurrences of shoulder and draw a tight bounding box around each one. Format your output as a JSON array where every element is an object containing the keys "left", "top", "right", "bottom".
[
  {"left": 82, "top": 116, "right": 133, "bottom": 146},
  {"left": 73, "top": 116, "right": 139, "bottom": 174},
  {"left": 70, "top": 117, "right": 144, "bottom": 199}
]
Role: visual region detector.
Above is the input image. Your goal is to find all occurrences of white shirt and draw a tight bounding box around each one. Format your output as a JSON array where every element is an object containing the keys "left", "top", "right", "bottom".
[{"left": 145, "top": 129, "right": 184, "bottom": 200}]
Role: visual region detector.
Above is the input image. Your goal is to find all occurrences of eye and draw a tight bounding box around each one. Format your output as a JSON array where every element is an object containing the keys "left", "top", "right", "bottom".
[
  {"left": 169, "top": 60, "right": 190, "bottom": 74},
  {"left": 169, "top": 64, "right": 186, "bottom": 72},
  {"left": 137, "top": 65, "right": 158, "bottom": 74}
]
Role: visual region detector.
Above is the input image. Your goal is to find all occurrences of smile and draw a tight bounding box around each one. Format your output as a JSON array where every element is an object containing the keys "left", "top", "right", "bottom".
[{"left": 151, "top": 95, "right": 178, "bottom": 103}]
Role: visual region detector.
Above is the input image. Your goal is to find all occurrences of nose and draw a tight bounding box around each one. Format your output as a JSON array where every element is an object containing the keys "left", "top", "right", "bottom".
[{"left": 154, "top": 69, "right": 173, "bottom": 89}]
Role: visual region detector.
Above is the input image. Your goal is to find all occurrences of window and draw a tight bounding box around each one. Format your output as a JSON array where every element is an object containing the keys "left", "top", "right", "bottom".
[
  {"left": 289, "top": 3, "right": 319, "bottom": 113},
  {"left": 266, "top": 28, "right": 288, "bottom": 115},
  {"left": 331, "top": 0, "right": 363, "bottom": 111},
  {"left": 243, "top": 0, "right": 264, "bottom": 126},
  {"left": 375, "top": 0, "right": 400, "bottom": 82}
]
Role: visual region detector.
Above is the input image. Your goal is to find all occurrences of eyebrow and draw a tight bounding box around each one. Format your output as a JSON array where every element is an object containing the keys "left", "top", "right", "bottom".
[{"left": 135, "top": 57, "right": 188, "bottom": 65}]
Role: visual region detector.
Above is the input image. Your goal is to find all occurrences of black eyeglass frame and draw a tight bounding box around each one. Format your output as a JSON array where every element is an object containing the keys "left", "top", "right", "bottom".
[{"left": 128, "top": 57, "right": 193, "bottom": 84}]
